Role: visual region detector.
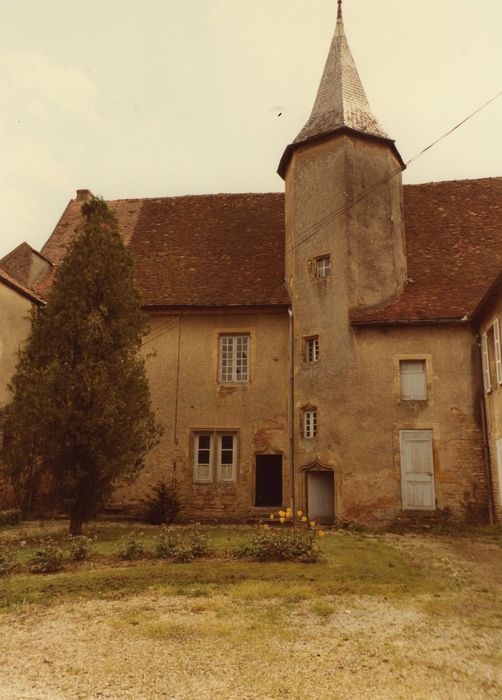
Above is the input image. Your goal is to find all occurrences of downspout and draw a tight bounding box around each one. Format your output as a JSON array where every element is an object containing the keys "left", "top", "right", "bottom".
[
  {"left": 172, "top": 315, "right": 183, "bottom": 488},
  {"left": 288, "top": 307, "right": 296, "bottom": 517}
]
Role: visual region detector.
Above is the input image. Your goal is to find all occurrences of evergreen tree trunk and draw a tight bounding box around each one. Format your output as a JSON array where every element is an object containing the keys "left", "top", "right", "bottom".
[{"left": 69, "top": 515, "right": 84, "bottom": 536}]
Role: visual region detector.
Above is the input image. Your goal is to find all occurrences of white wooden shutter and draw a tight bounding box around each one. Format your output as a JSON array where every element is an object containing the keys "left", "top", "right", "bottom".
[
  {"left": 481, "top": 332, "right": 491, "bottom": 393},
  {"left": 400, "top": 430, "right": 435, "bottom": 510},
  {"left": 494, "top": 320, "right": 502, "bottom": 385},
  {"left": 496, "top": 439, "right": 502, "bottom": 506},
  {"left": 400, "top": 360, "right": 427, "bottom": 400}
]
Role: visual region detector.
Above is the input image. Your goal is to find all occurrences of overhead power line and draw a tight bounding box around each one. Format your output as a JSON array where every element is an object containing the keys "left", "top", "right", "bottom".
[{"left": 288, "top": 88, "right": 502, "bottom": 254}]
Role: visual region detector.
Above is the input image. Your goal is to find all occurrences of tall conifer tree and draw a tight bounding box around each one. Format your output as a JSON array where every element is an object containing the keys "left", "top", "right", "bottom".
[{"left": 0, "top": 198, "right": 161, "bottom": 534}]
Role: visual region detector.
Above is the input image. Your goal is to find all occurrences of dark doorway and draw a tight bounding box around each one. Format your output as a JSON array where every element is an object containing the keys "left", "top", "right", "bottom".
[{"left": 255, "top": 455, "right": 283, "bottom": 507}]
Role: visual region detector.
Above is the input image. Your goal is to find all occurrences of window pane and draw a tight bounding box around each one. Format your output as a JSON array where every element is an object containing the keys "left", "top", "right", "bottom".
[
  {"left": 198, "top": 435, "right": 211, "bottom": 450},
  {"left": 221, "top": 435, "right": 233, "bottom": 449},
  {"left": 316, "top": 256, "right": 330, "bottom": 278},
  {"left": 197, "top": 464, "right": 210, "bottom": 481},
  {"left": 198, "top": 449, "right": 210, "bottom": 464}
]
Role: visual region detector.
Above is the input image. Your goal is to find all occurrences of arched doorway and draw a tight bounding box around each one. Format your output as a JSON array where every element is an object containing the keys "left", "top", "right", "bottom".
[{"left": 301, "top": 461, "right": 336, "bottom": 523}]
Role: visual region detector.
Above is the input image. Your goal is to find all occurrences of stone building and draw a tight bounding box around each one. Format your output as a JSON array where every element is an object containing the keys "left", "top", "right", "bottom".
[{"left": 1, "top": 4, "right": 502, "bottom": 524}]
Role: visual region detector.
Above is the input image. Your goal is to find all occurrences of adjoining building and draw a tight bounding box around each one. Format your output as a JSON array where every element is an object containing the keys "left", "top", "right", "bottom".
[{"left": 2, "top": 4, "right": 502, "bottom": 524}]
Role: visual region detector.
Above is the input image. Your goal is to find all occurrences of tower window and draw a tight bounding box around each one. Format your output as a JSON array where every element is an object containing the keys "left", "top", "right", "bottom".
[
  {"left": 315, "top": 256, "right": 331, "bottom": 279},
  {"left": 303, "top": 409, "right": 318, "bottom": 438},
  {"left": 304, "top": 336, "right": 319, "bottom": 363}
]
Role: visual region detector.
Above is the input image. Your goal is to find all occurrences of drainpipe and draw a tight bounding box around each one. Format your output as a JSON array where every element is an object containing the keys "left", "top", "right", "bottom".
[
  {"left": 172, "top": 315, "right": 183, "bottom": 489},
  {"left": 288, "top": 307, "right": 296, "bottom": 517}
]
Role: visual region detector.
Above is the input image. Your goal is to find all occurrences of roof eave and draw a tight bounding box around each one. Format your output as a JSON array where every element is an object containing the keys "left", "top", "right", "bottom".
[
  {"left": 351, "top": 317, "right": 470, "bottom": 328},
  {"left": 0, "top": 273, "right": 45, "bottom": 305},
  {"left": 277, "top": 126, "right": 405, "bottom": 180}
]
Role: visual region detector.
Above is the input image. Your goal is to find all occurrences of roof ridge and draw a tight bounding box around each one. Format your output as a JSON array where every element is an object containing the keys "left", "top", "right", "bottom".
[
  {"left": 404, "top": 175, "right": 502, "bottom": 188},
  {"left": 101, "top": 191, "right": 284, "bottom": 205}
]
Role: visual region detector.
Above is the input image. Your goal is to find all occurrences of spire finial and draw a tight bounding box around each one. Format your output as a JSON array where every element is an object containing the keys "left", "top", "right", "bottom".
[{"left": 337, "top": 0, "right": 343, "bottom": 21}]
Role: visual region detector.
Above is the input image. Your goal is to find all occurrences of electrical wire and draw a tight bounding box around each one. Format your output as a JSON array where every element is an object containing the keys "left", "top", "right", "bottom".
[{"left": 287, "top": 88, "right": 502, "bottom": 254}]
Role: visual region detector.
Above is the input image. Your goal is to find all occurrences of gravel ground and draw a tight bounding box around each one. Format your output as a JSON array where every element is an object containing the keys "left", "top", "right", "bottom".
[{"left": 0, "top": 534, "right": 500, "bottom": 700}]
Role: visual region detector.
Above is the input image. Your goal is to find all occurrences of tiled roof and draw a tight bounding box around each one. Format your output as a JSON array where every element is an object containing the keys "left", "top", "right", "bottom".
[
  {"left": 278, "top": 7, "right": 398, "bottom": 178},
  {"left": 0, "top": 264, "right": 44, "bottom": 304},
  {"left": 0, "top": 242, "right": 52, "bottom": 290},
  {"left": 40, "top": 193, "right": 289, "bottom": 308},
  {"left": 30, "top": 177, "right": 502, "bottom": 320},
  {"left": 351, "top": 177, "right": 502, "bottom": 324}
]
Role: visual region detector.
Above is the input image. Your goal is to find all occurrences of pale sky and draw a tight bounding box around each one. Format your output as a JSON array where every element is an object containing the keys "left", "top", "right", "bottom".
[{"left": 1, "top": 0, "right": 501, "bottom": 258}]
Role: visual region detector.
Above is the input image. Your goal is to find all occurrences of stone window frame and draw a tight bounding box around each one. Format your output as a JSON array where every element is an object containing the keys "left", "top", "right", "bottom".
[
  {"left": 314, "top": 254, "right": 331, "bottom": 279},
  {"left": 218, "top": 333, "right": 250, "bottom": 384},
  {"left": 399, "top": 359, "right": 427, "bottom": 401},
  {"left": 303, "top": 335, "right": 320, "bottom": 363},
  {"left": 302, "top": 407, "right": 318, "bottom": 439},
  {"left": 192, "top": 430, "right": 239, "bottom": 484},
  {"left": 394, "top": 354, "right": 432, "bottom": 404}
]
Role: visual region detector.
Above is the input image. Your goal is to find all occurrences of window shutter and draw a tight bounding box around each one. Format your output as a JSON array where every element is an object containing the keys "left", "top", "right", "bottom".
[
  {"left": 494, "top": 319, "right": 502, "bottom": 385},
  {"left": 481, "top": 332, "right": 491, "bottom": 393},
  {"left": 400, "top": 360, "right": 427, "bottom": 400}
]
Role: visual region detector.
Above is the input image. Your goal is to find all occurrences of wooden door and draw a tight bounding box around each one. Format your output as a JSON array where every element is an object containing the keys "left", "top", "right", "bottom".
[
  {"left": 307, "top": 471, "right": 335, "bottom": 522},
  {"left": 400, "top": 430, "right": 435, "bottom": 510}
]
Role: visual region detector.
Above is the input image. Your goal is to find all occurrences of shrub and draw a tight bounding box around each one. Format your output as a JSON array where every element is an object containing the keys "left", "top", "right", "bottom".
[
  {"left": 29, "top": 539, "right": 65, "bottom": 574},
  {"left": 118, "top": 532, "right": 146, "bottom": 560},
  {"left": 142, "top": 481, "right": 180, "bottom": 525},
  {"left": 67, "top": 535, "right": 93, "bottom": 562},
  {"left": 154, "top": 523, "right": 208, "bottom": 563},
  {"left": 238, "top": 525, "right": 320, "bottom": 562},
  {"left": 0, "top": 509, "right": 22, "bottom": 527},
  {"left": 0, "top": 543, "right": 17, "bottom": 576}
]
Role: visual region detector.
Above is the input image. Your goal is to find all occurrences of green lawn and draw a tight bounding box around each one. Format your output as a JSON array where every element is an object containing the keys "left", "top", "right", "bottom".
[
  {"left": 0, "top": 520, "right": 451, "bottom": 613},
  {"left": 1, "top": 521, "right": 501, "bottom": 698}
]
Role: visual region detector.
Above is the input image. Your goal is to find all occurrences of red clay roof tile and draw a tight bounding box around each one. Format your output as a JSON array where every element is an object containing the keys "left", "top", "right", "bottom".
[
  {"left": 36, "top": 177, "right": 502, "bottom": 319},
  {"left": 351, "top": 177, "right": 502, "bottom": 324},
  {"left": 40, "top": 193, "right": 288, "bottom": 307}
]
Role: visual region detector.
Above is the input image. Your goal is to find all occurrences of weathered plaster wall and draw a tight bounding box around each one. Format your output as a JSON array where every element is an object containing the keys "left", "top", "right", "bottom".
[
  {"left": 0, "top": 284, "right": 33, "bottom": 407},
  {"left": 478, "top": 295, "right": 502, "bottom": 522},
  {"left": 294, "top": 324, "right": 486, "bottom": 524},
  {"left": 285, "top": 134, "right": 407, "bottom": 310},
  {"left": 286, "top": 133, "right": 487, "bottom": 525},
  {"left": 0, "top": 283, "right": 34, "bottom": 507},
  {"left": 114, "top": 310, "right": 290, "bottom": 520}
]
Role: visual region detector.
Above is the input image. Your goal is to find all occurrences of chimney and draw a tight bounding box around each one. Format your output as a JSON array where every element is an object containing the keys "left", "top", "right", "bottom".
[{"left": 76, "top": 189, "right": 93, "bottom": 202}]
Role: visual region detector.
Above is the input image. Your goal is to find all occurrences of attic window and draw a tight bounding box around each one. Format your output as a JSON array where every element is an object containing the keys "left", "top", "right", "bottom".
[{"left": 315, "top": 256, "right": 331, "bottom": 279}]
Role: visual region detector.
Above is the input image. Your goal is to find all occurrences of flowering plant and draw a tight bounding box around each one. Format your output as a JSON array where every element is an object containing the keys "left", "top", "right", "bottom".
[{"left": 238, "top": 508, "right": 326, "bottom": 562}]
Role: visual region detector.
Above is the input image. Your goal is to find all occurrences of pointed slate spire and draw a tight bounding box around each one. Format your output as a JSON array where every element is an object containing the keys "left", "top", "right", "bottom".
[{"left": 278, "top": 2, "right": 397, "bottom": 177}]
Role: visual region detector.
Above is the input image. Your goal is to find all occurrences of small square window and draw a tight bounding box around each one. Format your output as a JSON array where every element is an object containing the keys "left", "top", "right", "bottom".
[
  {"left": 315, "top": 256, "right": 331, "bottom": 279},
  {"left": 304, "top": 337, "right": 319, "bottom": 363},
  {"left": 400, "top": 360, "right": 427, "bottom": 401},
  {"left": 303, "top": 409, "right": 317, "bottom": 438}
]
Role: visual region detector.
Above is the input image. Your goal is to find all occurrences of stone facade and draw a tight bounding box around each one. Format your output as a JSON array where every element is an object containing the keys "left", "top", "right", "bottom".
[{"left": 1, "top": 6, "right": 501, "bottom": 525}]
